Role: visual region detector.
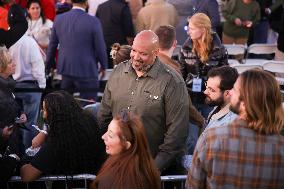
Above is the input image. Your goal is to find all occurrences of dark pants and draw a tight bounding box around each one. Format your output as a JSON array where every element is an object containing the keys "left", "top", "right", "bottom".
[
  {"left": 161, "top": 156, "right": 186, "bottom": 189},
  {"left": 61, "top": 75, "right": 99, "bottom": 102}
]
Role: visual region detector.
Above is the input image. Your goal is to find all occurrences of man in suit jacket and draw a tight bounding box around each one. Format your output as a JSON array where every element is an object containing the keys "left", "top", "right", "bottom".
[{"left": 46, "top": 0, "right": 108, "bottom": 101}]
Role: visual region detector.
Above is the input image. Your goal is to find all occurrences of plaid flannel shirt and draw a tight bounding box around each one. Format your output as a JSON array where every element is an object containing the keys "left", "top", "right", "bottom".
[{"left": 187, "top": 118, "right": 284, "bottom": 189}]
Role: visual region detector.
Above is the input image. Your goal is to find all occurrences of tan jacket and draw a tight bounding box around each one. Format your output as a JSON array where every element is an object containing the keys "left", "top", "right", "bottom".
[
  {"left": 135, "top": 0, "right": 179, "bottom": 32},
  {"left": 126, "top": 0, "right": 143, "bottom": 23}
]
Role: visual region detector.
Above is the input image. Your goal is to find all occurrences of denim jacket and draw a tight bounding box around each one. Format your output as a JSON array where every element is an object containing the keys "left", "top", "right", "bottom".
[{"left": 206, "top": 104, "right": 238, "bottom": 130}]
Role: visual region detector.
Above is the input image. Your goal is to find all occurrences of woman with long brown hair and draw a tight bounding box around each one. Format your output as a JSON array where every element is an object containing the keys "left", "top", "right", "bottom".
[
  {"left": 91, "top": 111, "right": 161, "bottom": 189},
  {"left": 180, "top": 13, "right": 228, "bottom": 154}
]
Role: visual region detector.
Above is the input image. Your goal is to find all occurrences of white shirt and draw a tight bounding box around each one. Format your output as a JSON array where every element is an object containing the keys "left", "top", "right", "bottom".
[
  {"left": 9, "top": 35, "right": 46, "bottom": 88},
  {"left": 87, "top": 0, "right": 107, "bottom": 16},
  {"left": 26, "top": 17, "right": 53, "bottom": 46}
]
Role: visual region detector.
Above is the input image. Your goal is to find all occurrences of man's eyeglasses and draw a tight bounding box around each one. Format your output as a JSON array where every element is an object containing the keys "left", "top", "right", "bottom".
[{"left": 205, "top": 82, "right": 222, "bottom": 93}]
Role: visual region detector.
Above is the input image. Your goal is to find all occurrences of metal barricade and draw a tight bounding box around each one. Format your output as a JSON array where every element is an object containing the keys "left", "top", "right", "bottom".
[
  {"left": 8, "top": 174, "right": 96, "bottom": 189},
  {"left": 161, "top": 175, "right": 187, "bottom": 189},
  {"left": 8, "top": 174, "right": 187, "bottom": 189}
]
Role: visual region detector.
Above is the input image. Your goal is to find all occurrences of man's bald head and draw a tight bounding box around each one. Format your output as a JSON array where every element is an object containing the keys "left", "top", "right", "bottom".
[
  {"left": 134, "top": 30, "right": 159, "bottom": 51},
  {"left": 130, "top": 30, "right": 160, "bottom": 74}
]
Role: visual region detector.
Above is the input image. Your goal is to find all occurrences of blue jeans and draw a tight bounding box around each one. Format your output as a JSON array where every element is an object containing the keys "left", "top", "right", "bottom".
[
  {"left": 15, "top": 82, "right": 42, "bottom": 149},
  {"left": 186, "top": 103, "right": 213, "bottom": 155}
]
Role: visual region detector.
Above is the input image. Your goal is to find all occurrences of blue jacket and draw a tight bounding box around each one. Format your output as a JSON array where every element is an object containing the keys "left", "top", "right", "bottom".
[{"left": 46, "top": 8, "right": 108, "bottom": 78}]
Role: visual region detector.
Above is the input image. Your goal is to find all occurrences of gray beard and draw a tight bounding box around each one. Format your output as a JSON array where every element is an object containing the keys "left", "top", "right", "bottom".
[{"left": 131, "top": 61, "right": 153, "bottom": 73}]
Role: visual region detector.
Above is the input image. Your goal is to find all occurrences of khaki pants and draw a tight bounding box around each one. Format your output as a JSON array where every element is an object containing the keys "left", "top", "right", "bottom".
[
  {"left": 222, "top": 33, "right": 248, "bottom": 45},
  {"left": 222, "top": 33, "right": 248, "bottom": 62}
]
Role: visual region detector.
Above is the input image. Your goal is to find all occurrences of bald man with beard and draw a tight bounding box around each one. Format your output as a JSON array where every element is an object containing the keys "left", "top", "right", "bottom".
[{"left": 98, "top": 30, "right": 189, "bottom": 174}]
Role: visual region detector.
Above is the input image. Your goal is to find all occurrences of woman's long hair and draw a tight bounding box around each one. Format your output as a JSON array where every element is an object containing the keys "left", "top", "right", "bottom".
[
  {"left": 44, "top": 91, "right": 105, "bottom": 175},
  {"left": 239, "top": 70, "right": 284, "bottom": 134},
  {"left": 26, "top": 0, "right": 46, "bottom": 24},
  {"left": 91, "top": 112, "right": 161, "bottom": 189},
  {"left": 188, "top": 13, "right": 213, "bottom": 63}
]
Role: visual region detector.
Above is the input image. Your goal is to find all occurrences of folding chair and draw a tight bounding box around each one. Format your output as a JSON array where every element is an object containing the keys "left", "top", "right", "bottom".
[
  {"left": 224, "top": 44, "right": 246, "bottom": 65},
  {"left": 262, "top": 61, "right": 284, "bottom": 95},
  {"left": 245, "top": 44, "right": 277, "bottom": 65},
  {"left": 262, "top": 60, "right": 284, "bottom": 73},
  {"left": 230, "top": 63, "right": 263, "bottom": 74}
]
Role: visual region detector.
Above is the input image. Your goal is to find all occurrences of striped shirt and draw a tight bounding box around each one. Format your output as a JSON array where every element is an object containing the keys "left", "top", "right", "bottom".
[{"left": 187, "top": 118, "right": 284, "bottom": 189}]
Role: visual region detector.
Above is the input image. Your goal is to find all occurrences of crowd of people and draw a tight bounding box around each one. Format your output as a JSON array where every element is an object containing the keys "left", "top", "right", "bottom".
[{"left": 0, "top": 0, "right": 284, "bottom": 188}]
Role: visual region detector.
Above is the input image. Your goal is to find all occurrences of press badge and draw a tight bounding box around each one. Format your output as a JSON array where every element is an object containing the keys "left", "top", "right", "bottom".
[{"left": 192, "top": 78, "right": 202, "bottom": 92}]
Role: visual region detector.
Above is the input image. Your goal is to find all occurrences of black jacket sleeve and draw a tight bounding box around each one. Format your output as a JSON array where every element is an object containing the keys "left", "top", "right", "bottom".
[
  {"left": 0, "top": 155, "right": 17, "bottom": 181},
  {"left": 0, "top": 4, "right": 28, "bottom": 48}
]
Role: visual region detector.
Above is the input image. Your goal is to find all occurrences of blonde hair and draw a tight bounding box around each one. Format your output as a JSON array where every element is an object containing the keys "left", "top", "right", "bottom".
[
  {"left": 239, "top": 69, "right": 284, "bottom": 134},
  {"left": 0, "top": 46, "right": 12, "bottom": 72},
  {"left": 188, "top": 13, "right": 213, "bottom": 63}
]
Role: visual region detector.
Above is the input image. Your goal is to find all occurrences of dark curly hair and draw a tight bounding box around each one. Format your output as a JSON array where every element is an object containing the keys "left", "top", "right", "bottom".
[{"left": 43, "top": 91, "right": 106, "bottom": 175}]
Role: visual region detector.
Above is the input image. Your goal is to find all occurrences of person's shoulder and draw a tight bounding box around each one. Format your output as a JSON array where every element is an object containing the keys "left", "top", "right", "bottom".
[
  {"left": 205, "top": 118, "right": 247, "bottom": 137},
  {"left": 165, "top": 1, "right": 178, "bottom": 11},
  {"left": 45, "top": 19, "right": 53, "bottom": 26},
  {"left": 109, "top": 60, "right": 130, "bottom": 77},
  {"left": 84, "top": 12, "right": 101, "bottom": 23},
  {"left": 116, "top": 59, "right": 130, "bottom": 68},
  {"left": 157, "top": 59, "right": 184, "bottom": 83},
  {"left": 10, "top": 34, "right": 30, "bottom": 48},
  {"left": 24, "top": 35, "right": 38, "bottom": 46},
  {"left": 251, "top": 0, "right": 261, "bottom": 7}
]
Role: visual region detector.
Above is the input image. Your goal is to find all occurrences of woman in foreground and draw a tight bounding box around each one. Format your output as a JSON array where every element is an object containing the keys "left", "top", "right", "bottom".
[{"left": 91, "top": 111, "right": 160, "bottom": 189}]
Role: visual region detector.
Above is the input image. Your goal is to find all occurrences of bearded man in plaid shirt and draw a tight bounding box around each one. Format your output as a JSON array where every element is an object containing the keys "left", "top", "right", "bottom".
[{"left": 186, "top": 69, "right": 284, "bottom": 189}]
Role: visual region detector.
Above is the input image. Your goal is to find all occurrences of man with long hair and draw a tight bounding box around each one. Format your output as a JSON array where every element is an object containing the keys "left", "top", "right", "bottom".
[{"left": 187, "top": 69, "right": 284, "bottom": 188}]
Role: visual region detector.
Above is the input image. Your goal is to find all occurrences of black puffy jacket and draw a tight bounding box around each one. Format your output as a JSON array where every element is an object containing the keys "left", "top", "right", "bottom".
[{"left": 180, "top": 32, "right": 228, "bottom": 104}]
